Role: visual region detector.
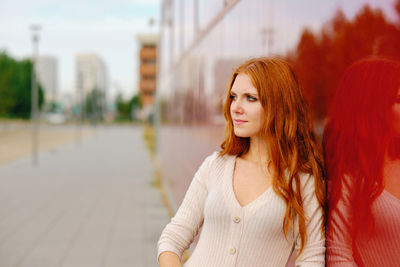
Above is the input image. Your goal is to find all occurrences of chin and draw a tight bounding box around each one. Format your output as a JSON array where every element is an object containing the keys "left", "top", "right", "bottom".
[
  {"left": 233, "top": 129, "right": 251, "bottom": 138},
  {"left": 233, "top": 130, "right": 246, "bottom": 138}
]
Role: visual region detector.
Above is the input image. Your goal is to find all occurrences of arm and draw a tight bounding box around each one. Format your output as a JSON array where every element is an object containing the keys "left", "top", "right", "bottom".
[
  {"left": 157, "top": 153, "right": 216, "bottom": 266},
  {"left": 294, "top": 174, "right": 325, "bottom": 267},
  {"left": 326, "top": 176, "right": 358, "bottom": 267}
]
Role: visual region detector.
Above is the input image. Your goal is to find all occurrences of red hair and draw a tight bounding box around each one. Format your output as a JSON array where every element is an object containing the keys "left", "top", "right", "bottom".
[
  {"left": 323, "top": 57, "right": 400, "bottom": 262},
  {"left": 220, "top": 57, "right": 326, "bottom": 255}
]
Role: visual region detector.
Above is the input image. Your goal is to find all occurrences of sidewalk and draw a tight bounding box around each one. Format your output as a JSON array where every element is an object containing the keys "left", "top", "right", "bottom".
[
  {"left": 0, "top": 125, "right": 169, "bottom": 267},
  {"left": 0, "top": 123, "right": 94, "bottom": 164}
]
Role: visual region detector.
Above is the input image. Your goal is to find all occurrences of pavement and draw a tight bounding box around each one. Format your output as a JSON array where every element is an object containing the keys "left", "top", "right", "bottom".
[
  {"left": 0, "top": 125, "right": 169, "bottom": 267},
  {"left": 0, "top": 122, "right": 94, "bottom": 165}
]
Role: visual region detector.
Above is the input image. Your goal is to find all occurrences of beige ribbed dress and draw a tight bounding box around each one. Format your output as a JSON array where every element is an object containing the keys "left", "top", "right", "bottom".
[{"left": 157, "top": 152, "right": 325, "bottom": 266}]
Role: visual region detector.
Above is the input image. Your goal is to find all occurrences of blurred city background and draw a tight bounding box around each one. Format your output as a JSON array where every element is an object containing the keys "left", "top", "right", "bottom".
[{"left": 0, "top": 0, "right": 399, "bottom": 266}]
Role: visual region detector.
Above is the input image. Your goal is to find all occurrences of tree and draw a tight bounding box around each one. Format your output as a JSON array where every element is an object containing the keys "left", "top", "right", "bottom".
[
  {"left": 84, "top": 88, "right": 104, "bottom": 123},
  {"left": 115, "top": 93, "right": 130, "bottom": 121},
  {"left": 287, "top": 4, "right": 400, "bottom": 120},
  {"left": 115, "top": 93, "right": 142, "bottom": 121},
  {"left": 0, "top": 52, "right": 44, "bottom": 118},
  {"left": 130, "top": 94, "right": 142, "bottom": 121}
]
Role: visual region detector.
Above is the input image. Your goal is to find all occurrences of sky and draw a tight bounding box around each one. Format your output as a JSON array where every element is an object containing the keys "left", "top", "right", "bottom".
[
  {"left": 0, "top": 0, "right": 397, "bottom": 104},
  {"left": 0, "top": 0, "right": 160, "bottom": 101}
]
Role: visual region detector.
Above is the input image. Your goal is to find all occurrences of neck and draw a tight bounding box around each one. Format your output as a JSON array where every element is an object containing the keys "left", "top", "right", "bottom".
[{"left": 242, "top": 135, "right": 270, "bottom": 164}]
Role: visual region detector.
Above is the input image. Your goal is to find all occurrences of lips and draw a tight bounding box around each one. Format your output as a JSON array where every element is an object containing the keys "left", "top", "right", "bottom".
[{"left": 233, "top": 119, "right": 247, "bottom": 125}]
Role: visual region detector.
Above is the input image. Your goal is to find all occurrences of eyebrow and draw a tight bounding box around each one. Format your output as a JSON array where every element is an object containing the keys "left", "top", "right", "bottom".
[{"left": 230, "top": 90, "right": 258, "bottom": 96}]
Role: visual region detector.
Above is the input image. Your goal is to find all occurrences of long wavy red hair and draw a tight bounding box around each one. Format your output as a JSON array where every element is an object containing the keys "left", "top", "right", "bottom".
[
  {"left": 323, "top": 58, "right": 400, "bottom": 263},
  {"left": 219, "top": 57, "right": 326, "bottom": 255}
]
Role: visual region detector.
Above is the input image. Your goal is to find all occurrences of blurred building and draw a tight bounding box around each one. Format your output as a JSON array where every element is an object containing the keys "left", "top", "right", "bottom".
[
  {"left": 36, "top": 55, "right": 58, "bottom": 102},
  {"left": 137, "top": 33, "right": 158, "bottom": 120},
  {"left": 75, "top": 53, "right": 108, "bottom": 96},
  {"left": 75, "top": 53, "right": 108, "bottom": 120}
]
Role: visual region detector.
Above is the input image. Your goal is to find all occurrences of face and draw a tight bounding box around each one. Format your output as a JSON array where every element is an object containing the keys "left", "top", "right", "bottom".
[
  {"left": 230, "top": 73, "right": 265, "bottom": 138},
  {"left": 389, "top": 88, "right": 400, "bottom": 137}
]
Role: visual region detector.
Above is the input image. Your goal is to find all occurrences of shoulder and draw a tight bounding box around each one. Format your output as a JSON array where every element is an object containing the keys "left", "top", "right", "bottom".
[
  {"left": 195, "top": 151, "right": 235, "bottom": 185},
  {"left": 285, "top": 170, "right": 315, "bottom": 189},
  {"left": 201, "top": 151, "right": 235, "bottom": 170}
]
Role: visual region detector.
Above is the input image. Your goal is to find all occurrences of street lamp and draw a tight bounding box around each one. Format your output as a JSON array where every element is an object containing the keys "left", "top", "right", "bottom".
[{"left": 30, "top": 24, "right": 41, "bottom": 166}]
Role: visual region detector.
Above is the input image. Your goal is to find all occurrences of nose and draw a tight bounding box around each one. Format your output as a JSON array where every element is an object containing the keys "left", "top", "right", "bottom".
[{"left": 231, "top": 99, "right": 243, "bottom": 114}]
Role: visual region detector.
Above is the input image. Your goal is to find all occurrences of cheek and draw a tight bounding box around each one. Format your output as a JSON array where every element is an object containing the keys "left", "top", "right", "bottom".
[{"left": 253, "top": 106, "right": 265, "bottom": 124}]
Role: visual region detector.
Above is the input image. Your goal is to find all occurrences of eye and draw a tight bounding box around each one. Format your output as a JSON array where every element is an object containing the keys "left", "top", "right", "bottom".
[
  {"left": 247, "top": 95, "right": 258, "bottom": 102},
  {"left": 230, "top": 94, "right": 236, "bottom": 100}
]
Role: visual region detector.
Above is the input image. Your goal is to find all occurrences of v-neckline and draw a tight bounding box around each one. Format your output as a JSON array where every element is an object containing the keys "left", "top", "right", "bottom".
[{"left": 230, "top": 155, "right": 272, "bottom": 209}]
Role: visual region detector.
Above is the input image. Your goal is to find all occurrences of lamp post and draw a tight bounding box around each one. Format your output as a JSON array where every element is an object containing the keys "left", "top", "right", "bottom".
[
  {"left": 260, "top": 0, "right": 274, "bottom": 55},
  {"left": 30, "top": 24, "right": 41, "bottom": 166}
]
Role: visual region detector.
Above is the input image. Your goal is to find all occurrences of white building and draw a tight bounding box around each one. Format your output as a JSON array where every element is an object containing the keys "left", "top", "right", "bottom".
[
  {"left": 75, "top": 53, "right": 109, "bottom": 120},
  {"left": 75, "top": 53, "right": 108, "bottom": 96},
  {"left": 36, "top": 55, "right": 58, "bottom": 102}
]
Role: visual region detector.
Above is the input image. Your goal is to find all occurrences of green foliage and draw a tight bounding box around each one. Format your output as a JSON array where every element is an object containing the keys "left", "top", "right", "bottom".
[
  {"left": 45, "top": 100, "right": 63, "bottom": 113},
  {"left": 84, "top": 88, "right": 104, "bottom": 122},
  {"left": 130, "top": 94, "right": 142, "bottom": 109},
  {"left": 0, "top": 51, "right": 45, "bottom": 118},
  {"left": 115, "top": 93, "right": 142, "bottom": 121},
  {"left": 115, "top": 93, "right": 131, "bottom": 121}
]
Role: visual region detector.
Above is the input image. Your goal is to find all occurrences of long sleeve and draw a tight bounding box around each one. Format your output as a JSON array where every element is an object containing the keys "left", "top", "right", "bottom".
[
  {"left": 157, "top": 152, "right": 216, "bottom": 262},
  {"left": 326, "top": 176, "right": 357, "bottom": 267},
  {"left": 294, "top": 174, "right": 326, "bottom": 267}
]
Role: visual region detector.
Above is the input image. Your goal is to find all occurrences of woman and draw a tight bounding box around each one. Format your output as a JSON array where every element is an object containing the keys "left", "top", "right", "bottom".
[
  {"left": 158, "top": 57, "right": 326, "bottom": 266},
  {"left": 324, "top": 58, "right": 400, "bottom": 266}
]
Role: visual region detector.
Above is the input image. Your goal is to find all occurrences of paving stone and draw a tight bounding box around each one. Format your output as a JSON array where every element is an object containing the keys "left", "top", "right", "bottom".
[{"left": 0, "top": 125, "right": 167, "bottom": 267}]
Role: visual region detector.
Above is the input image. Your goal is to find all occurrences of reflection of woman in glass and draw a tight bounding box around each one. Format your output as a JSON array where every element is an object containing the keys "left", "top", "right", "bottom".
[
  {"left": 158, "top": 57, "right": 326, "bottom": 266},
  {"left": 324, "top": 58, "right": 400, "bottom": 267}
]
